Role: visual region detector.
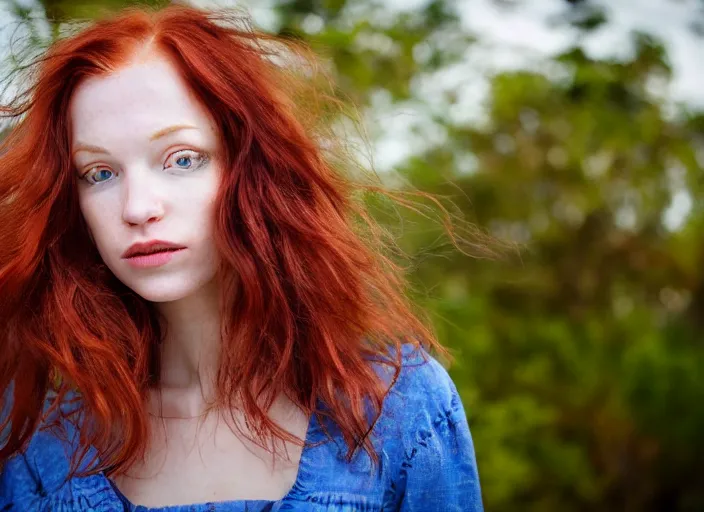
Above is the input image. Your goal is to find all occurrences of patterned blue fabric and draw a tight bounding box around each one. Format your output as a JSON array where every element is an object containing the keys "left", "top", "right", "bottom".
[{"left": 0, "top": 347, "right": 483, "bottom": 511}]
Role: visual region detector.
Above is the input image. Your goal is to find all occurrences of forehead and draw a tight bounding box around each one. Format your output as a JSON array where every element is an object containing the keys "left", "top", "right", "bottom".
[{"left": 69, "top": 54, "right": 215, "bottom": 145}]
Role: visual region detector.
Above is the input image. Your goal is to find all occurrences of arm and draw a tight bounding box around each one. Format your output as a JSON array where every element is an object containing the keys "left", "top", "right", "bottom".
[{"left": 393, "top": 356, "right": 484, "bottom": 512}]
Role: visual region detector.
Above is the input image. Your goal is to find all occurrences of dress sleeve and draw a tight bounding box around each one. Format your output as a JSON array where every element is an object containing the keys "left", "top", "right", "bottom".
[
  {"left": 0, "top": 388, "right": 79, "bottom": 510},
  {"left": 0, "top": 464, "right": 10, "bottom": 510},
  {"left": 393, "top": 354, "right": 484, "bottom": 512}
]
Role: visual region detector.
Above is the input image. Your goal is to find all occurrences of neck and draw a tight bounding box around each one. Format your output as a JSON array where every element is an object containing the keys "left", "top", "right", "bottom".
[{"left": 153, "top": 278, "right": 221, "bottom": 408}]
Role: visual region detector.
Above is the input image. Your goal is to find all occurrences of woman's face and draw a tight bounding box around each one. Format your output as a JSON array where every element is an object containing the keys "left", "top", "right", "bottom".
[{"left": 70, "top": 53, "right": 222, "bottom": 303}]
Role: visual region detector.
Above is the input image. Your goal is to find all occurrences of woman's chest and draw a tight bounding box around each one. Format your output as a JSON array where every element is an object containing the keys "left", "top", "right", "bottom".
[{"left": 111, "top": 414, "right": 305, "bottom": 508}]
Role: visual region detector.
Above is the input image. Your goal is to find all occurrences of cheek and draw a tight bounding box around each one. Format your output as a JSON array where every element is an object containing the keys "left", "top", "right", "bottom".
[
  {"left": 188, "top": 174, "right": 221, "bottom": 231},
  {"left": 78, "top": 194, "right": 110, "bottom": 249},
  {"left": 77, "top": 196, "right": 96, "bottom": 235}
]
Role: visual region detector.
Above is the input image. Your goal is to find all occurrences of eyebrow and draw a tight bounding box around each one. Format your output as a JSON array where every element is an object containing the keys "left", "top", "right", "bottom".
[{"left": 72, "top": 124, "right": 199, "bottom": 156}]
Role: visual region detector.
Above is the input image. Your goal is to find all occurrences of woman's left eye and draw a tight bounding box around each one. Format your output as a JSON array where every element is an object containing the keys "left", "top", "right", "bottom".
[{"left": 165, "top": 149, "right": 208, "bottom": 171}]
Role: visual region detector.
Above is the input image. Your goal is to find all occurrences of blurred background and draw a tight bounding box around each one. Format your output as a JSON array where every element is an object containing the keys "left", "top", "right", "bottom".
[{"left": 1, "top": 0, "right": 703, "bottom": 510}]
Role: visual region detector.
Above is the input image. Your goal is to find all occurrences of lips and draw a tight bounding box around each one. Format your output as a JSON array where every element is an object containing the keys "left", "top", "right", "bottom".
[{"left": 122, "top": 240, "right": 187, "bottom": 259}]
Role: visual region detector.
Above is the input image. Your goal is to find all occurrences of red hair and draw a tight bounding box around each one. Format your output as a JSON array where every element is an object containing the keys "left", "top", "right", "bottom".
[{"left": 0, "top": 4, "right": 495, "bottom": 477}]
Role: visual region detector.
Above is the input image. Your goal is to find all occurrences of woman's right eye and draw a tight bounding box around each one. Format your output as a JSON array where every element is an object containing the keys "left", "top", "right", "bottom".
[{"left": 82, "top": 167, "right": 115, "bottom": 185}]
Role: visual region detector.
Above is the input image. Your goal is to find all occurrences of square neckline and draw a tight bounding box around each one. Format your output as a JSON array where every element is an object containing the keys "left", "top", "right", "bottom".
[{"left": 98, "top": 408, "right": 321, "bottom": 511}]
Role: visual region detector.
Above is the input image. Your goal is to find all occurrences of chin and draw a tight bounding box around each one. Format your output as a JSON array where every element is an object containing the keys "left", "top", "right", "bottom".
[
  {"left": 101, "top": 253, "right": 220, "bottom": 304},
  {"left": 132, "top": 285, "right": 196, "bottom": 303},
  {"left": 115, "top": 271, "right": 218, "bottom": 304}
]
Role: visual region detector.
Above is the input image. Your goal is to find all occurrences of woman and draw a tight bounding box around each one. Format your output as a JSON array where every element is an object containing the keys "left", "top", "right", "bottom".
[{"left": 0, "top": 4, "right": 484, "bottom": 511}]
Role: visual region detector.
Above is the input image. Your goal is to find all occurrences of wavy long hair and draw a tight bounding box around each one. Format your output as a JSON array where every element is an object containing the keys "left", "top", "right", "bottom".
[{"left": 0, "top": 4, "right": 495, "bottom": 477}]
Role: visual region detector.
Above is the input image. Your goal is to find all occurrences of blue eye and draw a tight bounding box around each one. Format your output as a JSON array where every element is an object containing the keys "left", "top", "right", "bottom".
[
  {"left": 95, "top": 169, "right": 113, "bottom": 181},
  {"left": 83, "top": 168, "right": 114, "bottom": 185},
  {"left": 166, "top": 149, "right": 208, "bottom": 172},
  {"left": 79, "top": 150, "right": 209, "bottom": 186}
]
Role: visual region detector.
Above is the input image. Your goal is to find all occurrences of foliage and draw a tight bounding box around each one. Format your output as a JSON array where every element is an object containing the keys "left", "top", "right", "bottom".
[{"left": 6, "top": 0, "right": 704, "bottom": 510}]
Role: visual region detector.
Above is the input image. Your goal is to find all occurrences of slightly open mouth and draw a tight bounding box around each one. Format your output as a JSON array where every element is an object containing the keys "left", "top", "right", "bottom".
[{"left": 129, "top": 247, "right": 183, "bottom": 258}]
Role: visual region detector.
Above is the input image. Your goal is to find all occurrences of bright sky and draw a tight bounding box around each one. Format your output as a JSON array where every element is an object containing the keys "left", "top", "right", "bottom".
[
  {"left": 459, "top": 0, "right": 703, "bottom": 108},
  {"left": 366, "top": 0, "right": 704, "bottom": 172}
]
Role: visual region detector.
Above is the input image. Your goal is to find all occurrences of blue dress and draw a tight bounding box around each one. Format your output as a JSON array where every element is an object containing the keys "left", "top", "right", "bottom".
[{"left": 0, "top": 347, "right": 483, "bottom": 511}]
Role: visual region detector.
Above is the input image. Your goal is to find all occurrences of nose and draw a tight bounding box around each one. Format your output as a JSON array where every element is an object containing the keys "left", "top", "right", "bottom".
[{"left": 121, "top": 169, "right": 165, "bottom": 226}]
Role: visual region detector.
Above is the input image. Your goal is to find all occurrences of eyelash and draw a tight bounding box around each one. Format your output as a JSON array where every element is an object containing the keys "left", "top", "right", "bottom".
[{"left": 80, "top": 149, "right": 210, "bottom": 186}]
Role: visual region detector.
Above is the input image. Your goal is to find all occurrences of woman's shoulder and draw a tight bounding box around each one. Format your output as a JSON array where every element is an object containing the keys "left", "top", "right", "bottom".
[
  {"left": 374, "top": 343, "right": 467, "bottom": 431},
  {"left": 0, "top": 389, "right": 110, "bottom": 511},
  {"left": 283, "top": 342, "right": 481, "bottom": 510},
  {"left": 370, "top": 343, "right": 483, "bottom": 511}
]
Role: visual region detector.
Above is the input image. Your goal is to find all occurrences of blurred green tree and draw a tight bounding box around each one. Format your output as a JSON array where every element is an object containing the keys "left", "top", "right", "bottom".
[{"left": 399, "top": 35, "right": 704, "bottom": 511}]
